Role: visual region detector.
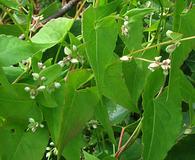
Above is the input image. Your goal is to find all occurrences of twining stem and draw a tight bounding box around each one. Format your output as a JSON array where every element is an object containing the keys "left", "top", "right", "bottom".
[
  {"left": 115, "top": 118, "right": 143, "bottom": 159},
  {"left": 117, "top": 127, "right": 125, "bottom": 151},
  {"left": 129, "top": 35, "right": 195, "bottom": 55}
]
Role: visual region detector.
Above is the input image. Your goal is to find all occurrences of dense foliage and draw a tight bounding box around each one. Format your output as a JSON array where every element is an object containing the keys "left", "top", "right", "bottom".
[{"left": 0, "top": 0, "right": 195, "bottom": 160}]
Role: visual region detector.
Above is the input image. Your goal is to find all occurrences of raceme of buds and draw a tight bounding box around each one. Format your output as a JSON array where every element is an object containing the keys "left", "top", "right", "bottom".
[
  {"left": 46, "top": 142, "right": 58, "bottom": 160},
  {"left": 27, "top": 118, "right": 44, "bottom": 133},
  {"left": 121, "top": 16, "right": 129, "bottom": 36},
  {"left": 148, "top": 57, "right": 171, "bottom": 75}
]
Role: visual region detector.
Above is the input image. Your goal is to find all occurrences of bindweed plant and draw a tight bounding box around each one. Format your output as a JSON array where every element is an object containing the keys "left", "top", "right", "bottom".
[{"left": 0, "top": 0, "right": 195, "bottom": 160}]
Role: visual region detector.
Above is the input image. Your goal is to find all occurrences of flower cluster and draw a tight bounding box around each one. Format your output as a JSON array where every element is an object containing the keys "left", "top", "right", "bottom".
[
  {"left": 58, "top": 46, "right": 79, "bottom": 67},
  {"left": 46, "top": 142, "right": 58, "bottom": 160},
  {"left": 121, "top": 16, "right": 129, "bottom": 36},
  {"left": 27, "top": 118, "right": 44, "bottom": 132},
  {"left": 148, "top": 56, "right": 171, "bottom": 75},
  {"left": 30, "top": 15, "right": 44, "bottom": 32},
  {"left": 25, "top": 71, "right": 61, "bottom": 99}
]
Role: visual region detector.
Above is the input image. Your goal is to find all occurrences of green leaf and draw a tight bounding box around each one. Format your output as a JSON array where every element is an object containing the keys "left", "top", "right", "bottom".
[
  {"left": 0, "top": 25, "right": 23, "bottom": 36},
  {"left": 103, "top": 61, "right": 133, "bottom": 110},
  {"left": 0, "top": 35, "right": 45, "bottom": 67},
  {"left": 166, "top": 135, "right": 195, "bottom": 160},
  {"left": 63, "top": 134, "right": 84, "bottom": 160},
  {"left": 95, "top": 101, "right": 116, "bottom": 144},
  {"left": 32, "top": 18, "right": 73, "bottom": 47},
  {"left": 0, "top": 84, "right": 48, "bottom": 160},
  {"left": 83, "top": 6, "right": 118, "bottom": 92},
  {"left": 39, "top": 64, "right": 62, "bottom": 85},
  {"left": 143, "top": 69, "right": 182, "bottom": 160},
  {"left": 0, "top": 0, "right": 18, "bottom": 10},
  {"left": 120, "top": 8, "right": 154, "bottom": 51},
  {"left": 0, "top": 125, "right": 48, "bottom": 160},
  {"left": 123, "top": 49, "right": 156, "bottom": 109},
  {"left": 43, "top": 70, "right": 99, "bottom": 157},
  {"left": 84, "top": 151, "right": 100, "bottom": 160}
]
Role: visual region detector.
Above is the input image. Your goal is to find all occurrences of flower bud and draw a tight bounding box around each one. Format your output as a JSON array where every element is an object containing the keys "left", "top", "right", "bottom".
[
  {"left": 54, "top": 82, "right": 61, "bottom": 89},
  {"left": 37, "top": 85, "right": 46, "bottom": 91},
  {"left": 24, "top": 87, "right": 31, "bottom": 92},
  {"left": 64, "top": 47, "right": 72, "bottom": 55},
  {"left": 70, "top": 58, "right": 79, "bottom": 64},
  {"left": 72, "top": 45, "right": 77, "bottom": 51},
  {"left": 165, "top": 44, "right": 176, "bottom": 54},
  {"left": 32, "top": 73, "right": 40, "bottom": 80}
]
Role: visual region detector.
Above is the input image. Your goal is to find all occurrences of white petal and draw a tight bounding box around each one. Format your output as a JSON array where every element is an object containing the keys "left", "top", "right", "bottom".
[
  {"left": 58, "top": 61, "right": 65, "bottom": 67},
  {"left": 154, "top": 56, "right": 162, "bottom": 61},
  {"left": 40, "top": 124, "right": 44, "bottom": 128},
  {"left": 46, "top": 152, "right": 51, "bottom": 158},
  {"left": 64, "top": 47, "right": 72, "bottom": 55},
  {"left": 29, "top": 118, "right": 35, "bottom": 123},
  {"left": 50, "top": 142, "right": 54, "bottom": 146},
  {"left": 54, "top": 82, "right": 61, "bottom": 89},
  {"left": 120, "top": 56, "right": 129, "bottom": 61},
  {"left": 166, "top": 30, "right": 173, "bottom": 38},
  {"left": 72, "top": 45, "right": 77, "bottom": 51},
  {"left": 148, "top": 62, "right": 159, "bottom": 68},
  {"left": 32, "top": 73, "right": 39, "bottom": 80},
  {"left": 37, "top": 85, "right": 46, "bottom": 91},
  {"left": 70, "top": 58, "right": 79, "bottom": 64}
]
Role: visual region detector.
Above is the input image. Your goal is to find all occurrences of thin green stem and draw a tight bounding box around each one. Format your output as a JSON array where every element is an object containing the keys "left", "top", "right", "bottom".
[
  {"left": 129, "top": 35, "right": 195, "bottom": 55},
  {"left": 12, "top": 70, "right": 28, "bottom": 84},
  {"left": 115, "top": 117, "right": 143, "bottom": 159},
  {"left": 54, "top": 43, "right": 63, "bottom": 64}
]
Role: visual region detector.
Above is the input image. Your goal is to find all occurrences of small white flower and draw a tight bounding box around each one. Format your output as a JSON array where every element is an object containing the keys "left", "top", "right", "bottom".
[
  {"left": 184, "top": 128, "right": 192, "bottom": 134},
  {"left": 148, "top": 62, "right": 160, "bottom": 72},
  {"left": 27, "top": 118, "right": 39, "bottom": 132},
  {"left": 46, "top": 151, "right": 51, "bottom": 158},
  {"left": 46, "top": 147, "right": 51, "bottom": 151},
  {"left": 32, "top": 73, "right": 40, "bottom": 80},
  {"left": 58, "top": 60, "right": 65, "bottom": 67},
  {"left": 70, "top": 58, "right": 79, "bottom": 64},
  {"left": 40, "top": 76, "right": 46, "bottom": 81},
  {"left": 121, "top": 25, "right": 129, "bottom": 36},
  {"left": 38, "top": 62, "right": 46, "bottom": 70},
  {"left": 30, "top": 95, "right": 36, "bottom": 99},
  {"left": 72, "top": 45, "right": 77, "bottom": 51},
  {"left": 124, "top": 20, "right": 128, "bottom": 26},
  {"left": 50, "top": 142, "right": 54, "bottom": 146},
  {"left": 161, "top": 59, "right": 171, "bottom": 70},
  {"left": 37, "top": 85, "right": 46, "bottom": 91},
  {"left": 53, "top": 148, "right": 58, "bottom": 155},
  {"left": 29, "top": 118, "right": 35, "bottom": 123},
  {"left": 166, "top": 30, "right": 173, "bottom": 38},
  {"left": 64, "top": 47, "right": 72, "bottom": 55},
  {"left": 54, "top": 82, "right": 61, "bottom": 89},
  {"left": 120, "top": 56, "right": 130, "bottom": 61},
  {"left": 24, "top": 87, "right": 31, "bottom": 92}
]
